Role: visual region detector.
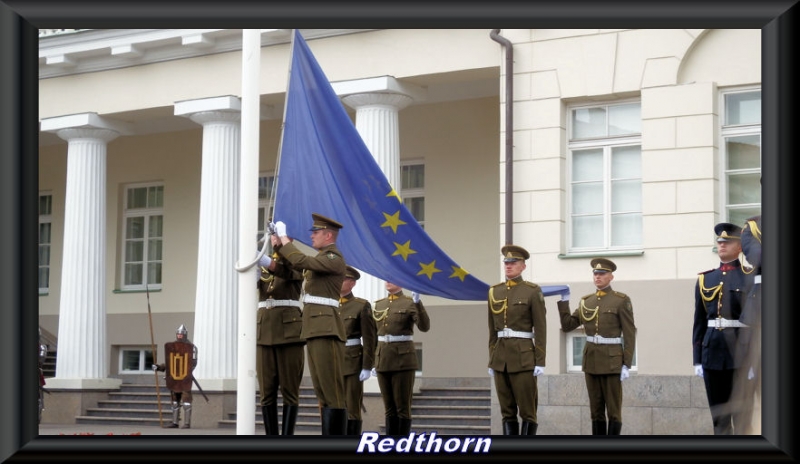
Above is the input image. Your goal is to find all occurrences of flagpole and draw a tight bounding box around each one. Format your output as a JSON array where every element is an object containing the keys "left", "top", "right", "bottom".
[{"left": 235, "top": 28, "right": 262, "bottom": 435}]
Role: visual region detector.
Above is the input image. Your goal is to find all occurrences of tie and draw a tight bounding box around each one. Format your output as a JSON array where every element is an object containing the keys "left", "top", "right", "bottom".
[
  {"left": 339, "top": 297, "right": 348, "bottom": 304},
  {"left": 596, "top": 290, "right": 607, "bottom": 297},
  {"left": 506, "top": 280, "right": 517, "bottom": 287},
  {"left": 388, "top": 295, "right": 398, "bottom": 301}
]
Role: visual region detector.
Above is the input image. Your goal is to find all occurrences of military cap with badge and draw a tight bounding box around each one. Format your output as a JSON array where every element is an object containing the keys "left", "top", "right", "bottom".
[{"left": 501, "top": 244, "right": 530, "bottom": 262}]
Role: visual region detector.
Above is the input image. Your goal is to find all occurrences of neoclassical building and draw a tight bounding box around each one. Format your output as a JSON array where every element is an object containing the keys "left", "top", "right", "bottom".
[{"left": 37, "top": 28, "right": 762, "bottom": 435}]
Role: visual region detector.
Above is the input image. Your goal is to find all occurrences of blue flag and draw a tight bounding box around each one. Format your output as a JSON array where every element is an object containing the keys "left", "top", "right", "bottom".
[{"left": 273, "top": 30, "right": 566, "bottom": 301}]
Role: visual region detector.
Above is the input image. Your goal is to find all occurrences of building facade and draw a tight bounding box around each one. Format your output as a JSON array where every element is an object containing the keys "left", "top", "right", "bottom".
[{"left": 38, "top": 28, "right": 761, "bottom": 434}]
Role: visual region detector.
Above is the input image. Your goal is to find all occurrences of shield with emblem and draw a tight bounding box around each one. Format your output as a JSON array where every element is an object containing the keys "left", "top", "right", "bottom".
[{"left": 164, "top": 341, "right": 195, "bottom": 391}]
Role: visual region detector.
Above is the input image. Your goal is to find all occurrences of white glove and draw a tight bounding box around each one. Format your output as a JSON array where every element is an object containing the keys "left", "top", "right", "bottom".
[
  {"left": 533, "top": 366, "right": 545, "bottom": 377},
  {"left": 487, "top": 368, "right": 494, "bottom": 377},
  {"left": 560, "top": 286, "right": 570, "bottom": 301},
  {"left": 371, "top": 368, "right": 377, "bottom": 377},
  {"left": 258, "top": 254, "right": 272, "bottom": 268},
  {"left": 620, "top": 365, "right": 630, "bottom": 381},
  {"left": 748, "top": 366, "right": 755, "bottom": 380},
  {"left": 411, "top": 291, "right": 421, "bottom": 303},
  {"left": 694, "top": 364, "right": 703, "bottom": 378},
  {"left": 152, "top": 364, "right": 159, "bottom": 371},
  {"left": 274, "top": 221, "right": 287, "bottom": 237},
  {"left": 359, "top": 369, "right": 371, "bottom": 382}
]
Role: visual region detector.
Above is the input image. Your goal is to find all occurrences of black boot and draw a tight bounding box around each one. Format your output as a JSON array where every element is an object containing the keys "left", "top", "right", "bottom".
[
  {"left": 347, "top": 419, "right": 363, "bottom": 435},
  {"left": 608, "top": 421, "right": 622, "bottom": 435},
  {"left": 521, "top": 421, "right": 538, "bottom": 435},
  {"left": 385, "top": 415, "right": 399, "bottom": 435},
  {"left": 592, "top": 420, "right": 607, "bottom": 435},
  {"left": 397, "top": 417, "right": 412, "bottom": 436},
  {"left": 261, "top": 404, "right": 278, "bottom": 435},
  {"left": 282, "top": 404, "right": 299, "bottom": 436},
  {"left": 321, "top": 407, "right": 347, "bottom": 435},
  {"left": 503, "top": 421, "right": 519, "bottom": 435}
]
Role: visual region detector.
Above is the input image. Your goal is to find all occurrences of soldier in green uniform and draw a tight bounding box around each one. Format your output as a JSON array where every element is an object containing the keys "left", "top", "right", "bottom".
[
  {"left": 558, "top": 258, "right": 636, "bottom": 435},
  {"left": 255, "top": 233, "right": 305, "bottom": 435},
  {"left": 337, "top": 265, "right": 378, "bottom": 435},
  {"left": 273, "top": 213, "right": 348, "bottom": 435},
  {"left": 487, "top": 245, "right": 547, "bottom": 435},
  {"left": 373, "top": 281, "right": 430, "bottom": 436}
]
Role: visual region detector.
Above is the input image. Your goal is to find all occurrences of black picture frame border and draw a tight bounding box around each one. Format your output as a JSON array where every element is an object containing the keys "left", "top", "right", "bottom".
[{"left": 1, "top": 1, "right": 796, "bottom": 461}]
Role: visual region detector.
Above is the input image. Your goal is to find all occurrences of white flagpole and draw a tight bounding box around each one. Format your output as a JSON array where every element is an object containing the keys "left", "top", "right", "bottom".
[{"left": 236, "top": 28, "right": 262, "bottom": 435}]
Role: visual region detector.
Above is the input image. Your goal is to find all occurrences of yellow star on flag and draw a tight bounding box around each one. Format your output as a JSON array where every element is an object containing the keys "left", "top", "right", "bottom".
[
  {"left": 386, "top": 188, "right": 402, "bottom": 203},
  {"left": 381, "top": 210, "right": 407, "bottom": 234},
  {"left": 392, "top": 240, "right": 417, "bottom": 261},
  {"left": 417, "top": 260, "right": 442, "bottom": 280},
  {"left": 449, "top": 266, "right": 469, "bottom": 282}
]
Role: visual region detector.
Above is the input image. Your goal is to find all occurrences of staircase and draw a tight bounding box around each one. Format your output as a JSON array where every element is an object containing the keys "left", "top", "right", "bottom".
[
  {"left": 381, "top": 385, "right": 491, "bottom": 435},
  {"left": 218, "top": 386, "right": 322, "bottom": 433},
  {"left": 39, "top": 326, "right": 57, "bottom": 378},
  {"left": 75, "top": 383, "right": 172, "bottom": 427}
]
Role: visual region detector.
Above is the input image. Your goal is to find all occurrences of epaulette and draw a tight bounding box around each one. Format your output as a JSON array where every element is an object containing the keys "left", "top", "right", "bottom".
[
  {"left": 698, "top": 269, "right": 715, "bottom": 275},
  {"left": 521, "top": 281, "right": 540, "bottom": 289},
  {"left": 613, "top": 291, "right": 628, "bottom": 298},
  {"left": 490, "top": 282, "right": 506, "bottom": 289},
  {"left": 352, "top": 296, "right": 368, "bottom": 304},
  {"left": 581, "top": 293, "right": 595, "bottom": 300}
]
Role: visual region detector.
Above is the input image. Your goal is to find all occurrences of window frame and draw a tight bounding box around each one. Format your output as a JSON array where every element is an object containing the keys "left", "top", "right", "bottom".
[
  {"left": 120, "top": 182, "right": 165, "bottom": 291},
  {"left": 719, "top": 87, "right": 761, "bottom": 226},
  {"left": 567, "top": 100, "right": 643, "bottom": 254},
  {"left": 118, "top": 346, "right": 155, "bottom": 374},
  {"left": 39, "top": 192, "right": 53, "bottom": 294},
  {"left": 400, "top": 160, "right": 425, "bottom": 228}
]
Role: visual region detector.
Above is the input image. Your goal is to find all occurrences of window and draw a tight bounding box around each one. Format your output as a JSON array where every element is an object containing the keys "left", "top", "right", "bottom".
[
  {"left": 122, "top": 184, "right": 164, "bottom": 290},
  {"left": 721, "top": 89, "right": 761, "bottom": 226},
  {"left": 39, "top": 193, "right": 53, "bottom": 293},
  {"left": 119, "top": 347, "right": 155, "bottom": 373},
  {"left": 568, "top": 102, "right": 642, "bottom": 252},
  {"left": 401, "top": 162, "right": 425, "bottom": 228},
  {"left": 565, "top": 330, "right": 637, "bottom": 373}
]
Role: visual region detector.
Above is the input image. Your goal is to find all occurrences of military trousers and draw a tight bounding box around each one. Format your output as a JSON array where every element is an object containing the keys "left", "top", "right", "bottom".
[
  {"left": 376, "top": 369, "right": 416, "bottom": 420},
  {"left": 344, "top": 373, "right": 364, "bottom": 420},
  {"left": 703, "top": 367, "right": 743, "bottom": 435},
  {"left": 306, "top": 336, "right": 346, "bottom": 409},
  {"left": 494, "top": 369, "right": 538, "bottom": 424},
  {"left": 256, "top": 342, "right": 305, "bottom": 406},
  {"left": 584, "top": 372, "right": 622, "bottom": 423}
]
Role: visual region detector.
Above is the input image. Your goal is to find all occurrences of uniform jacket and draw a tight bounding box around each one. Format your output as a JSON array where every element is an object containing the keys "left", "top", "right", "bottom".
[
  {"left": 692, "top": 259, "right": 746, "bottom": 370},
  {"left": 257, "top": 250, "right": 304, "bottom": 346},
  {"left": 278, "top": 241, "right": 347, "bottom": 341},
  {"left": 488, "top": 276, "right": 547, "bottom": 373},
  {"left": 373, "top": 291, "right": 430, "bottom": 373},
  {"left": 558, "top": 287, "right": 636, "bottom": 375},
  {"left": 740, "top": 216, "right": 762, "bottom": 327},
  {"left": 338, "top": 293, "right": 378, "bottom": 375}
]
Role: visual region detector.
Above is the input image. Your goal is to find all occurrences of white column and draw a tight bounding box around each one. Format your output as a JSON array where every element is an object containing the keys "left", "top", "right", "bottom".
[
  {"left": 341, "top": 92, "right": 413, "bottom": 305},
  {"left": 176, "top": 97, "right": 242, "bottom": 390},
  {"left": 47, "top": 125, "right": 122, "bottom": 389}
]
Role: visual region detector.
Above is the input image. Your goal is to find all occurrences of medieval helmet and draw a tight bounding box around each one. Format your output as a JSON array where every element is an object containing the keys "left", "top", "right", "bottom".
[{"left": 176, "top": 324, "right": 188, "bottom": 340}]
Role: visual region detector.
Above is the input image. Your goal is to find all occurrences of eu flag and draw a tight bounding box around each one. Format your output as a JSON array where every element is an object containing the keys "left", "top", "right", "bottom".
[{"left": 273, "top": 30, "right": 566, "bottom": 301}]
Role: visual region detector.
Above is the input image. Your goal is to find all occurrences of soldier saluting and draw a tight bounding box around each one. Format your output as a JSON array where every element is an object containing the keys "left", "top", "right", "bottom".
[
  {"left": 558, "top": 258, "right": 636, "bottom": 435},
  {"left": 153, "top": 324, "right": 198, "bottom": 429}
]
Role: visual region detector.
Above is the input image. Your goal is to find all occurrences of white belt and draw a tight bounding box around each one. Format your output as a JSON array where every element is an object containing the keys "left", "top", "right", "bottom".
[
  {"left": 708, "top": 318, "right": 748, "bottom": 329},
  {"left": 378, "top": 335, "right": 413, "bottom": 343},
  {"left": 586, "top": 335, "right": 622, "bottom": 345},
  {"left": 259, "top": 299, "right": 302, "bottom": 309},
  {"left": 496, "top": 328, "right": 534, "bottom": 339},
  {"left": 302, "top": 295, "right": 340, "bottom": 307},
  {"left": 754, "top": 275, "right": 761, "bottom": 284},
  {"left": 345, "top": 338, "right": 362, "bottom": 347}
]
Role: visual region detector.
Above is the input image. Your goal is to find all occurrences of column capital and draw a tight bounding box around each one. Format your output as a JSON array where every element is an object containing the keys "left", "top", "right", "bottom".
[
  {"left": 187, "top": 110, "right": 242, "bottom": 126},
  {"left": 342, "top": 92, "right": 413, "bottom": 111},
  {"left": 332, "top": 75, "right": 426, "bottom": 103},
  {"left": 55, "top": 127, "right": 120, "bottom": 143}
]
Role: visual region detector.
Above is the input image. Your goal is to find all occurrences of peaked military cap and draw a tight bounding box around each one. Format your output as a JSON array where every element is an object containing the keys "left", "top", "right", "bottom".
[
  {"left": 501, "top": 244, "right": 530, "bottom": 262},
  {"left": 590, "top": 257, "right": 617, "bottom": 273},
  {"left": 714, "top": 222, "right": 742, "bottom": 242},
  {"left": 344, "top": 265, "right": 361, "bottom": 280},
  {"left": 309, "top": 213, "right": 343, "bottom": 231}
]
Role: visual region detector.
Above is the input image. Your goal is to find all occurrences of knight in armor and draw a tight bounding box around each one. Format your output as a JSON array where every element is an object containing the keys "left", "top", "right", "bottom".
[{"left": 153, "top": 324, "right": 198, "bottom": 429}]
